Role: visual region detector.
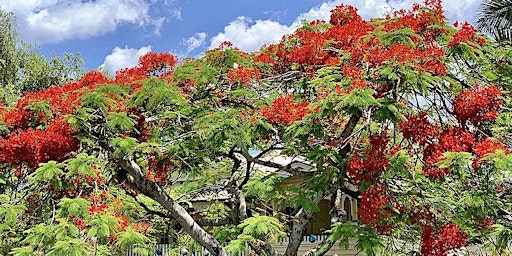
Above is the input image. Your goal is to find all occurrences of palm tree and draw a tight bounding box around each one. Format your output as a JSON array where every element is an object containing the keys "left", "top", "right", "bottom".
[{"left": 476, "top": 0, "right": 512, "bottom": 43}]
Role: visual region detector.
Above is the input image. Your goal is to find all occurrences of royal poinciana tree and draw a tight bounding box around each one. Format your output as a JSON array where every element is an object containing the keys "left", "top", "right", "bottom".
[{"left": 1, "top": 1, "right": 512, "bottom": 255}]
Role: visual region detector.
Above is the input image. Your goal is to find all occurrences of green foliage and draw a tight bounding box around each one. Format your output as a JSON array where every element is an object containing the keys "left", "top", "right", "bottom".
[
  {"left": 375, "top": 26, "right": 417, "bottom": 47},
  {"left": 57, "top": 198, "right": 90, "bottom": 218},
  {"left": 80, "top": 91, "right": 115, "bottom": 112},
  {"left": 45, "top": 238, "right": 93, "bottom": 256},
  {"left": 196, "top": 109, "right": 253, "bottom": 152},
  {"left": 130, "top": 78, "right": 187, "bottom": 110},
  {"left": 341, "top": 88, "right": 380, "bottom": 111},
  {"left": 109, "top": 137, "right": 138, "bottom": 158},
  {"left": 289, "top": 190, "right": 320, "bottom": 213},
  {"left": 373, "top": 98, "right": 407, "bottom": 123},
  {"left": 106, "top": 112, "right": 136, "bottom": 131},
  {"left": 29, "top": 161, "right": 65, "bottom": 188},
  {"left": 0, "top": 194, "right": 26, "bottom": 232},
  {"left": 237, "top": 214, "right": 286, "bottom": 242},
  {"left": 116, "top": 227, "right": 154, "bottom": 256},
  {"left": 87, "top": 214, "right": 119, "bottom": 242},
  {"left": 323, "top": 222, "right": 385, "bottom": 256},
  {"left": 0, "top": 10, "right": 84, "bottom": 104},
  {"left": 437, "top": 152, "right": 474, "bottom": 179},
  {"left": 65, "top": 153, "right": 100, "bottom": 178}
]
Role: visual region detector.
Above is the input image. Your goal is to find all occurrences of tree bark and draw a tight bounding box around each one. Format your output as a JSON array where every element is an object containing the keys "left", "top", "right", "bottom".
[
  {"left": 285, "top": 208, "right": 313, "bottom": 256},
  {"left": 120, "top": 156, "right": 228, "bottom": 256},
  {"left": 302, "top": 236, "right": 337, "bottom": 256}
]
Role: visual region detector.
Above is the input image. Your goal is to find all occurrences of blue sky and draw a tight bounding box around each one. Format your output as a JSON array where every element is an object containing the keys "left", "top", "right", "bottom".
[{"left": 0, "top": 0, "right": 482, "bottom": 74}]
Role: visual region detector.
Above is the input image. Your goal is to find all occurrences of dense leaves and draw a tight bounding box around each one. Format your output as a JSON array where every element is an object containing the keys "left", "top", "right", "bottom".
[{"left": 0, "top": 1, "right": 512, "bottom": 256}]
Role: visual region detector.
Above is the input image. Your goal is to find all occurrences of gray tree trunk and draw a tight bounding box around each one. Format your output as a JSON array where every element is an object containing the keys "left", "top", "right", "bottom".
[{"left": 120, "top": 156, "right": 228, "bottom": 256}]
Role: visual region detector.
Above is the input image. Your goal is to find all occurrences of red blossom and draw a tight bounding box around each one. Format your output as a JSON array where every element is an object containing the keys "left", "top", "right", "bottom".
[
  {"left": 359, "top": 182, "right": 397, "bottom": 234},
  {"left": 347, "top": 134, "right": 391, "bottom": 184},
  {"left": 448, "top": 21, "right": 486, "bottom": 48},
  {"left": 261, "top": 95, "right": 311, "bottom": 126},
  {"left": 399, "top": 112, "right": 439, "bottom": 144},
  {"left": 421, "top": 126, "right": 476, "bottom": 179},
  {"left": 88, "top": 203, "right": 108, "bottom": 214},
  {"left": 0, "top": 117, "right": 78, "bottom": 168},
  {"left": 254, "top": 52, "right": 274, "bottom": 64},
  {"left": 473, "top": 137, "right": 510, "bottom": 158},
  {"left": 421, "top": 223, "right": 467, "bottom": 256},
  {"left": 453, "top": 85, "right": 502, "bottom": 125},
  {"left": 329, "top": 5, "right": 363, "bottom": 26},
  {"left": 227, "top": 66, "right": 261, "bottom": 86},
  {"left": 115, "top": 52, "right": 177, "bottom": 84}
]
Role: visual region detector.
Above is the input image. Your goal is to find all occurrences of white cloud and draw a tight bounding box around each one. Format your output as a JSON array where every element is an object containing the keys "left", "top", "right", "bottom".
[
  {"left": 0, "top": 0, "right": 166, "bottom": 44},
  {"left": 101, "top": 45, "right": 152, "bottom": 74},
  {"left": 209, "top": 0, "right": 482, "bottom": 52},
  {"left": 170, "top": 7, "right": 182, "bottom": 21},
  {"left": 209, "top": 16, "right": 292, "bottom": 52},
  {"left": 184, "top": 32, "right": 207, "bottom": 53}
]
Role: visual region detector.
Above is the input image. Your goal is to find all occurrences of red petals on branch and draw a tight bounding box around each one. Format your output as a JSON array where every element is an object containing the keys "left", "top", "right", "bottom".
[
  {"left": 473, "top": 137, "right": 510, "bottom": 158},
  {"left": 359, "top": 182, "right": 397, "bottom": 234},
  {"left": 453, "top": 85, "right": 502, "bottom": 125},
  {"left": 347, "top": 134, "right": 390, "bottom": 184},
  {"left": 421, "top": 223, "right": 467, "bottom": 256},
  {"left": 227, "top": 66, "right": 261, "bottom": 86},
  {"left": 449, "top": 21, "right": 486, "bottom": 48},
  {"left": 115, "top": 52, "right": 177, "bottom": 84},
  {"left": 399, "top": 112, "right": 439, "bottom": 144},
  {"left": 329, "top": 5, "right": 362, "bottom": 26},
  {"left": 0, "top": 118, "right": 78, "bottom": 168},
  {"left": 261, "top": 95, "right": 311, "bottom": 126}
]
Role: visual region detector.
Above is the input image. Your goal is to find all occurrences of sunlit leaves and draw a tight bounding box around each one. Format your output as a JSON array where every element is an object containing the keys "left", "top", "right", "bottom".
[
  {"left": 109, "top": 137, "right": 138, "bottom": 158},
  {"left": 87, "top": 214, "right": 119, "bottom": 241},
  {"left": 57, "top": 198, "right": 91, "bottom": 218},
  {"left": 237, "top": 214, "right": 286, "bottom": 242},
  {"left": 30, "top": 161, "right": 65, "bottom": 187},
  {"left": 0, "top": 195, "right": 26, "bottom": 232},
  {"left": 46, "top": 238, "right": 93, "bottom": 256},
  {"left": 130, "top": 78, "right": 187, "bottom": 110},
  {"left": 115, "top": 227, "right": 154, "bottom": 256}
]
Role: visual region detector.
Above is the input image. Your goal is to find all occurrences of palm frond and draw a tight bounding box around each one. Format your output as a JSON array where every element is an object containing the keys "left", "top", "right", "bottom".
[{"left": 476, "top": 0, "right": 512, "bottom": 42}]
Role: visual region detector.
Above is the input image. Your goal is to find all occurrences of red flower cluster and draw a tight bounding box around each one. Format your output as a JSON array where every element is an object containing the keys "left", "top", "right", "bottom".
[
  {"left": 115, "top": 52, "right": 177, "bottom": 84},
  {"left": 422, "top": 126, "right": 475, "bottom": 179},
  {"left": 399, "top": 112, "right": 439, "bottom": 144},
  {"left": 347, "top": 134, "right": 390, "bottom": 184},
  {"left": 473, "top": 137, "right": 510, "bottom": 158},
  {"left": 254, "top": 52, "right": 274, "bottom": 65},
  {"left": 449, "top": 21, "right": 486, "bottom": 48},
  {"left": 453, "top": 85, "right": 502, "bottom": 125},
  {"left": 261, "top": 95, "right": 311, "bottom": 126},
  {"left": 329, "top": 4, "right": 362, "bottom": 26},
  {"left": 0, "top": 118, "right": 78, "bottom": 168},
  {"left": 1, "top": 71, "right": 109, "bottom": 129},
  {"left": 88, "top": 203, "right": 108, "bottom": 214},
  {"left": 227, "top": 66, "right": 261, "bottom": 86},
  {"left": 146, "top": 152, "right": 175, "bottom": 185},
  {"left": 341, "top": 65, "right": 364, "bottom": 80},
  {"left": 359, "top": 182, "right": 396, "bottom": 234},
  {"left": 421, "top": 223, "right": 467, "bottom": 256}
]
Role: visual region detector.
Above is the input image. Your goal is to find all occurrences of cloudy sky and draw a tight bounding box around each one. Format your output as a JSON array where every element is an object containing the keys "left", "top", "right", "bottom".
[{"left": 0, "top": 0, "right": 482, "bottom": 74}]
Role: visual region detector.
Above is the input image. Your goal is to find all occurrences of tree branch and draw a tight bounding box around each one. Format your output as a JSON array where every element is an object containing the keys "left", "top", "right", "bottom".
[{"left": 119, "top": 156, "right": 228, "bottom": 256}]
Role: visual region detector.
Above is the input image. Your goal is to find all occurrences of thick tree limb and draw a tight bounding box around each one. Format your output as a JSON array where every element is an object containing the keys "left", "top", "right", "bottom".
[
  {"left": 119, "top": 156, "right": 228, "bottom": 256},
  {"left": 241, "top": 151, "right": 315, "bottom": 178},
  {"left": 195, "top": 217, "right": 233, "bottom": 226},
  {"left": 302, "top": 237, "right": 337, "bottom": 256}
]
